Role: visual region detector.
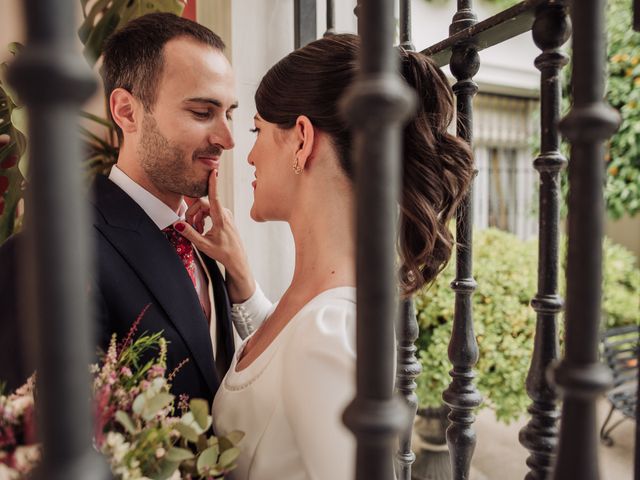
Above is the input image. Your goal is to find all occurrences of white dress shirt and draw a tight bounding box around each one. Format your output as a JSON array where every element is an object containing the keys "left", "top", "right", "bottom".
[{"left": 108, "top": 166, "right": 218, "bottom": 356}]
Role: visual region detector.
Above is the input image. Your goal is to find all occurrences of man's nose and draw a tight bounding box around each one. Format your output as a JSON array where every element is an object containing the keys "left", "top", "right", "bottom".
[{"left": 212, "top": 119, "right": 234, "bottom": 150}]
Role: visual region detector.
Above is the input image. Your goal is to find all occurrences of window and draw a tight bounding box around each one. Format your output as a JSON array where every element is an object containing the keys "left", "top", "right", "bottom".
[{"left": 472, "top": 93, "right": 538, "bottom": 239}]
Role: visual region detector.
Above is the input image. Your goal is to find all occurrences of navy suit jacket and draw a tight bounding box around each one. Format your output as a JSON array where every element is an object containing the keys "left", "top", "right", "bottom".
[{"left": 0, "top": 175, "right": 235, "bottom": 405}]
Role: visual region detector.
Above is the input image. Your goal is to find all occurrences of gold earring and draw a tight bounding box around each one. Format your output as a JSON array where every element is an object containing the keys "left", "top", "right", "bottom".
[{"left": 293, "top": 157, "right": 303, "bottom": 175}]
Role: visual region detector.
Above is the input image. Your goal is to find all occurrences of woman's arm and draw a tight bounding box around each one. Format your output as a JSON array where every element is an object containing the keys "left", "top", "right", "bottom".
[{"left": 230, "top": 283, "right": 272, "bottom": 338}]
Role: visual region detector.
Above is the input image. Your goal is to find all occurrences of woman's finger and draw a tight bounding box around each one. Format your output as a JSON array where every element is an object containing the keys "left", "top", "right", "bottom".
[
  {"left": 207, "top": 169, "right": 225, "bottom": 225},
  {"left": 172, "top": 221, "right": 204, "bottom": 250}
]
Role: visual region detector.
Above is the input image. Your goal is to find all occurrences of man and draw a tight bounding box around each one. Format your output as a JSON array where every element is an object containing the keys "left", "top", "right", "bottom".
[{"left": 1, "top": 13, "right": 239, "bottom": 404}]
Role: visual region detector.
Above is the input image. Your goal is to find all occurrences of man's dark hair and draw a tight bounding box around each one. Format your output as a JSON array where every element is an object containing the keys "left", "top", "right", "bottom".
[{"left": 101, "top": 12, "right": 225, "bottom": 141}]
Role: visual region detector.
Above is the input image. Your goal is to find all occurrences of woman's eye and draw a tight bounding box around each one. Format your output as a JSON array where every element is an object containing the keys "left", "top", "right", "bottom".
[{"left": 249, "top": 127, "right": 259, "bottom": 134}]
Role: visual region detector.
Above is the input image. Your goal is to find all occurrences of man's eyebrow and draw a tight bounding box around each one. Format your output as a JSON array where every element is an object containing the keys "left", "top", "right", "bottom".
[{"left": 184, "top": 97, "right": 239, "bottom": 109}]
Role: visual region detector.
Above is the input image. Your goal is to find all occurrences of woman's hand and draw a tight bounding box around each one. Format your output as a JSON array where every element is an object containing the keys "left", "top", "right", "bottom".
[{"left": 174, "top": 171, "right": 256, "bottom": 303}]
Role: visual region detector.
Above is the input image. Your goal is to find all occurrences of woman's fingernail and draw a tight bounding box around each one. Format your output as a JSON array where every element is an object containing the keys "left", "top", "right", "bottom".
[{"left": 174, "top": 222, "right": 185, "bottom": 232}]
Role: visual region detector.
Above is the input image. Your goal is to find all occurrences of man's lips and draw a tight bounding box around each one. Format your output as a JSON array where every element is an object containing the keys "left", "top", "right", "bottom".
[{"left": 196, "top": 156, "right": 220, "bottom": 169}]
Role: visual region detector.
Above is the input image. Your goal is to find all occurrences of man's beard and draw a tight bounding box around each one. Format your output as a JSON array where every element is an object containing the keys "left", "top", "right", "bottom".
[{"left": 138, "top": 114, "right": 210, "bottom": 198}]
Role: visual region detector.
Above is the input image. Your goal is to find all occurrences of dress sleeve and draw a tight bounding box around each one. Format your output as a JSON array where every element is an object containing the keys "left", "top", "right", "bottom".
[
  {"left": 281, "top": 302, "right": 357, "bottom": 480},
  {"left": 230, "top": 283, "right": 272, "bottom": 339}
]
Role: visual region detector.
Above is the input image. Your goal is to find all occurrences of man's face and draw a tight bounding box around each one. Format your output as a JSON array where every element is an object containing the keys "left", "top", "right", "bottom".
[{"left": 137, "top": 37, "right": 237, "bottom": 198}]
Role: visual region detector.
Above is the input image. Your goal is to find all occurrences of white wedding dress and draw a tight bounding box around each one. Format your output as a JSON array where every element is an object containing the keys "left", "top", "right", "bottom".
[{"left": 212, "top": 286, "right": 357, "bottom": 480}]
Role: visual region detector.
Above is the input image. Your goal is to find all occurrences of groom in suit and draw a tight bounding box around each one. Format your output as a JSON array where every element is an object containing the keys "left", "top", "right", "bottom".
[{"left": 0, "top": 13, "right": 238, "bottom": 405}]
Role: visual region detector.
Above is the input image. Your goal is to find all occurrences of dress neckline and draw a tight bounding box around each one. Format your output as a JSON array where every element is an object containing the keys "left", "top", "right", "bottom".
[{"left": 224, "top": 286, "right": 356, "bottom": 388}]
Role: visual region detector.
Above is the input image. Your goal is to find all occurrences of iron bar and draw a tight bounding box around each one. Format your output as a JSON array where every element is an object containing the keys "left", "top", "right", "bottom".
[
  {"left": 518, "top": 4, "right": 570, "bottom": 479},
  {"left": 7, "top": 0, "right": 109, "bottom": 479},
  {"left": 325, "top": 0, "right": 336, "bottom": 36},
  {"left": 422, "top": 0, "right": 547, "bottom": 67},
  {"left": 635, "top": 0, "right": 640, "bottom": 31},
  {"left": 395, "top": 9, "right": 419, "bottom": 477},
  {"left": 399, "top": 0, "right": 415, "bottom": 50},
  {"left": 395, "top": 298, "right": 422, "bottom": 480},
  {"left": 294, "top": 0, "right": 317, "bottom": 49},
  {"left": 442, "top": 3, "right": 482, "bottom": 480},
  {"left": 341, "top": 0, "right": 416, "bottom": 478},
  {"left": 551, "top": 0, "right": 620, "bottom": 478}
]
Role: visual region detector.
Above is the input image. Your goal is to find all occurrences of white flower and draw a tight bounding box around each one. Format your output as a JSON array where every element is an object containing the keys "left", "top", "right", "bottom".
[{"left": 0, "top": 463, "right": 21, "bottom": 480}]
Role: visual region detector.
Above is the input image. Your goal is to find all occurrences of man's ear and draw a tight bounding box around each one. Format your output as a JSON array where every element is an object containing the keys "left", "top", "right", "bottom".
[
  {"left": 110, "top": 88, "right": 140, "bottom": 136},
  {"left": 293, "top": 115, "right": 315, "bottom": 170}
]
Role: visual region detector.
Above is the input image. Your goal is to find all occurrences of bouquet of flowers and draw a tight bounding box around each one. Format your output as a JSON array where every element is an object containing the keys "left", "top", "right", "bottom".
[{"left": 0, "top": 307, "right": 243, "bottom": 479}]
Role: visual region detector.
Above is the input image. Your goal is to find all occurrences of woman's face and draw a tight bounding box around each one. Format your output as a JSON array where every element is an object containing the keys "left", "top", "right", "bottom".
[{"left": 247, "top": 115, "right": 299, "bottom": 222}]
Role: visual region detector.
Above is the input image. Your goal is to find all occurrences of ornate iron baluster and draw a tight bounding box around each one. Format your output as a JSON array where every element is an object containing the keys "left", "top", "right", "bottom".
[
  {"left": 395, "top": 4, "right": 420, "bottom": 478},
  {"left": 518, "top": 3, "right": 570, "bottom": 479},
  {"left": 342, "top": 0, "right": 416, "bottom": 478},
  {"left": 550, "top": 0, "right": 620, "bottom": 479},
  {"left": 294, "top": 0, "right": 317, "bottom": 49},
  {"left": 324, "top": 0, "right": 336, "bottom": 37},
  {"left": 7, "top": 1, "right": 109, "bottom": 478},
  {"left": 399, "top": 0, "right": 415, "bottom": 51},
  {"left": 395, "top": 299, "right": 422, "bottom": 480},
  {"left": 442, "top": 2, "right": 482, "bottom": 480}
]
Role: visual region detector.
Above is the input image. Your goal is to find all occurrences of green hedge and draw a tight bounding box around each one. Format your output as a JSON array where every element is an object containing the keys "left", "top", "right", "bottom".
[{"left": 415, "top": 228, "right": 640, "bottom": 423}]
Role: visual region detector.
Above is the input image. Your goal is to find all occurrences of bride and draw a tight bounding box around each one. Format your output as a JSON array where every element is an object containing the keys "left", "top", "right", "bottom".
[{"left": 175, "top": 33, "right": 474, "bottom": 480}]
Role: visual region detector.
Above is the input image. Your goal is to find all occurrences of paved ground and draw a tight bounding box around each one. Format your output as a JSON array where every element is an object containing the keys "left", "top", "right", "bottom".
[{"left": 413, "top": 397, "right": 635, "bottom": 480}]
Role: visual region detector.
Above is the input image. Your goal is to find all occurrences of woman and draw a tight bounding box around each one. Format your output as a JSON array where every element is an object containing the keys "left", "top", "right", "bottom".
[{"left": 175, "top": 34, "right": 474, "bottom": 479}]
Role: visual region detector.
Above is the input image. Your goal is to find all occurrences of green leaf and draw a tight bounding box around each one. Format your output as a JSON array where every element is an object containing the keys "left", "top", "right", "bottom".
[
  {"left": 173, "top": 421, "right": 199, "bottom": 443},
  {"left": 142, "top": 392, "right": 174, "bottom": 420},
  {"left": 219, "top": 446, "right": 240, "bottom": 468},
  {"left": 152, "top": 459, "right": 180, "bottom": 480},
  {"left": 181, "top": 411, "right": 210, "bottom": 434},
  {"left": 114, "top": 410, "right": 136, "bottom": 434},
  {"left": 165, "top": 446, "right": 194, "bottom": 462},
  {"left": 83, "top": 6, "right": 122, "bottom": 66},
  {"left": 225, "top": 430, "right": 245, "bottom": 445},
  {"left": 189, "top": 398, "right": 209, "bottom": 430},
  {"left": 196, "top": 445, "right": 220, "bottom": 475},
  {"left": 132, "top": 391, "right": 146, "bottom": 415}
]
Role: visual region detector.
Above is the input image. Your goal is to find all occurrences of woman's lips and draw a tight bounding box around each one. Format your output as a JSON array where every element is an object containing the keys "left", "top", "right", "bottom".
[{"left": 251, "top": 180, "right": 257, "bottom": 190}]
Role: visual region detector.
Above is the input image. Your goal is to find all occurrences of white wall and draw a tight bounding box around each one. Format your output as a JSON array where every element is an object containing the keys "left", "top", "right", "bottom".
[{"left": 199, "top": 0, "right": 300, "bottom": 301}]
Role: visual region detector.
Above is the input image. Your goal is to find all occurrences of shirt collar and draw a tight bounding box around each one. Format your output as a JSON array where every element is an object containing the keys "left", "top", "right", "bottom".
[{"left": 108, "top": 165, "right": 187, "bottom": 230}]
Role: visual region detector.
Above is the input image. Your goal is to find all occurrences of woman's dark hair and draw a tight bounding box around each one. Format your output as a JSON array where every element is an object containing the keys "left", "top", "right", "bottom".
[{"left": 255, "top": 34, "right": 474, "bottom": 296}]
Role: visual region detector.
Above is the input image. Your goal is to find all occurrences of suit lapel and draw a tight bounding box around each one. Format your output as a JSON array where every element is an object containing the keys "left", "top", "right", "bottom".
[
  {"left": 92, "top": 176, "right": 218, "bottom": 395},
  {"left": 200, "top": 254, "right": 235, "bottom": 374}
]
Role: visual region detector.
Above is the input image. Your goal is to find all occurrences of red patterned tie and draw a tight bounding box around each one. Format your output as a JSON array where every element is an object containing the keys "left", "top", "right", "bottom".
[{"left": 162, "top": 226, "right": 197, "bottom": 290}]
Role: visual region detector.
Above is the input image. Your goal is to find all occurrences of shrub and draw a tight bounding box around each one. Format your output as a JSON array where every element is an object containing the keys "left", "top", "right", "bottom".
[{"left": 415, "top": 228, "right": 640, "bottom": 423}]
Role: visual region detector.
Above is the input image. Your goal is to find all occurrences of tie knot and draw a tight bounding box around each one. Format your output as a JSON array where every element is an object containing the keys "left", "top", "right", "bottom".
[{"left": 162, "top": 226, "right": 193, "bottom": 258}]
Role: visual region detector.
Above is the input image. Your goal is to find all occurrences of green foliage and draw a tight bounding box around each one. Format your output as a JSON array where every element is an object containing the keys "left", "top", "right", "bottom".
[
  {"left": 602, "top": 0, "right": 640, "bottom": 219},
  {"left": 415, "top": 228, "right": 640, "bottom": 423},
  {"left": 79, "top": 0, "right": 185, "bottom": 66}
]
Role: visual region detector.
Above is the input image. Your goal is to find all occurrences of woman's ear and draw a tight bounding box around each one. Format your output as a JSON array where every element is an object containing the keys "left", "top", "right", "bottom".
[
  {"left": 293, "top": 115, "right": 315, "bottom": 170},
  {"left": 110, "top": 88, "right": 140, "bottom": 136}
]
